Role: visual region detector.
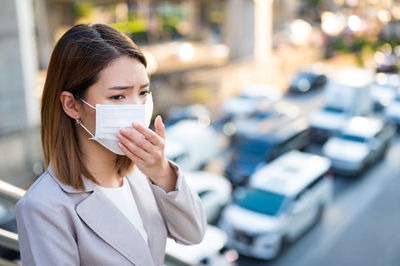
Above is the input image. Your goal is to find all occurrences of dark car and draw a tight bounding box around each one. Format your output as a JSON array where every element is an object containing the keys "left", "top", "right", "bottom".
[
  {"left": 225, "top": 113, "right": 310, "bottom": 186},
  {"left": 374, "top": 52, "right": 399, "bottom": 73},
  {"left": 288, "top": 72, "right": 327, "bottom": 93}
]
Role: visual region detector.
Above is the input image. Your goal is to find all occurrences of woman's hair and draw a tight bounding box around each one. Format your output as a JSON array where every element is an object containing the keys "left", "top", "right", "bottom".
[{"left": 41, "top": 24, "right": 147, "bottom": 191}]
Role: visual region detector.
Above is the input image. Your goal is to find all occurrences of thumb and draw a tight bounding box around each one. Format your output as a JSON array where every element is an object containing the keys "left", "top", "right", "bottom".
[{"left": 155, "top": 115, "right": 165, "bottom": 139}]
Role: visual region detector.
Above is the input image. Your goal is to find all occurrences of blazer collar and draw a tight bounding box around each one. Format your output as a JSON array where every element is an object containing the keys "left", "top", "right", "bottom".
[
  {"left": 126, "top": 167, "right": 167, "bottom": 266},
  {"left": 49, "top": 163, "right": 163, "bottom": 266},
  {"left": 76, "top": 186, "right": 155, "bottom": 266}
]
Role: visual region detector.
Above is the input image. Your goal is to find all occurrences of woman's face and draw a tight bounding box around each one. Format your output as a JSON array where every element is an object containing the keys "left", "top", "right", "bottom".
[{"left": 79, "top": 56, "right": 150, "bottom": 136}]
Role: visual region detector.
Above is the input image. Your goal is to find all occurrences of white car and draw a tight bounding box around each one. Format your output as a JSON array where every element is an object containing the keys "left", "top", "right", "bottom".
[
  {"left": 309, "top": 69, "right": 373, "bottom": 143},
  {"left": 164, "top": 225, "right": 238, "bottom": 266},
  {"left": 219, "top": 150, "right": 332, "bottom": 260},
  {"left": 221, "top": 84, "right": 282, "bottom": 118},
  {"left": 185, "top": 171, "right": 232, "bottom": 224},
  {"left": 165, "top": 120, "right": 219, "bottom": 171},
  {"left": 371, "top": 73, "right": 400, "bottom": 111},
  {"left": 385, "top": 94, "right": 400, "bottom": 127},
  {"left": 322, "top": 116, "right": 395, "bottom": 175}
]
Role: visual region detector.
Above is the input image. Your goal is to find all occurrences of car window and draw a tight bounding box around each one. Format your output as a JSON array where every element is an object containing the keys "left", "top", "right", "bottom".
[
  {"left": 236, "top": 188, "right": 286, "bottom": 216},
  {"left": 236, "top": 141, "right": 271, "bottom": 163},
  {"left": 340, "top": 134, "right": 368, "bottom": 143},
  {"left": 198, "top": 190, "right": 212, "bottom": 199},
  {"left": 324, "top": 106, "right": 344, "bottom": 113},
  {"left": 306, "top": 175, "right": 324, "bottom": 190}
]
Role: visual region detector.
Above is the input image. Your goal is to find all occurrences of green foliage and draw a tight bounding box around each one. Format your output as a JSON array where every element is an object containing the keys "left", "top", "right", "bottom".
[
  {"left": 306, "top": 0, "right": 325, "bottom": 6},
  {"left": 73, "top": 2, "right": 93, "bottom": 19},
  {"left": 109, "top": 20, "right": 147, "bottom": 34}
]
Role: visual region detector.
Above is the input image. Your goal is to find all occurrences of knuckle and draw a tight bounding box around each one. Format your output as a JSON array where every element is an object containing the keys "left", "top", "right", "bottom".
[{"left": 159, "top": 139, "right": 165, "bottom": 149}]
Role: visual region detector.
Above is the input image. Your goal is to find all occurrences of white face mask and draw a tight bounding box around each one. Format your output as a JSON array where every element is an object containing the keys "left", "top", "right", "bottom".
[{"left": 76, "top": 93, "right": 154, "bottom": 155}]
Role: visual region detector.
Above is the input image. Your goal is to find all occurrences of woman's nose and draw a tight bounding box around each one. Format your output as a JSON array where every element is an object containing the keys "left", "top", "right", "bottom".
[{"left": 128, "top": 96, "right": 145, "bottom": 105}]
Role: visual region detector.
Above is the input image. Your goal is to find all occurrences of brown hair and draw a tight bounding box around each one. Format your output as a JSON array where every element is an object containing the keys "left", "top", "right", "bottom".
[{"left": 41, "top": 24, "right": 147, "bottom": 191}]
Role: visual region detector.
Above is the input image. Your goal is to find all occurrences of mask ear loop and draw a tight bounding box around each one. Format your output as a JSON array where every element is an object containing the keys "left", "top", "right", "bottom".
[
  {"left": 79, "top": 98, "right": 96, "bottom": 109},
  {"left": 76, "top": 97, "right": 96, "bottom": 140},
  {"left": 76, "top": 120, "right": 95, "bottom": 140}
]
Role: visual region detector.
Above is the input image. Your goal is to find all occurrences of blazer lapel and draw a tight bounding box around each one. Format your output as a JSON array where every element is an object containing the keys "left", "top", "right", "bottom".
[
  {"left": 127, "top": 167, "right": 167, "bottom": 266},
  {"left": 76, "top": 189, "right": 155, "bottom": 266}
]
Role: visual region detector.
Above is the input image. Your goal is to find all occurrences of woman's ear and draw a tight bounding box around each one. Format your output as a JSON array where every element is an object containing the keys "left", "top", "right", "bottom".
[{"left": 60, "top": 91, "right": 81, "bottom": 120}]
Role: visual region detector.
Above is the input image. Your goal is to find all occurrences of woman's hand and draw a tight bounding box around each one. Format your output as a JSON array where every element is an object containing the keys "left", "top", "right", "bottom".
[{"left": 117, "top": 115, "right": 178, "bottom": 192}]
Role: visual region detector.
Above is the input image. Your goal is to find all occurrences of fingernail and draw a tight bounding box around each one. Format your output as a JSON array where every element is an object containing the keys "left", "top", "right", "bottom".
[
  {"left": 120, "top": 128, "right": 128, "bottom": 134},
  {"left": 117, "top": 134, "right": 122, "bottom": 140}
]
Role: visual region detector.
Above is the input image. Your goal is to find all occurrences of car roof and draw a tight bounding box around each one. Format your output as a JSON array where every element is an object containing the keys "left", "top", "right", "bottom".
[
  {"left": 331, "top": 67, "right": 373, "bottom": 88},
  {"left": 342, "top": 116, "right": 383, "bottom": 138},
  {"left": 235, "top": 116, "right": 308, "bottom": 143},
  {"left": 249, "top": 150, "right": 331, "bottom": 197},
  {"left": 185, "top": 171, "right": 231, "bottom": 193}
]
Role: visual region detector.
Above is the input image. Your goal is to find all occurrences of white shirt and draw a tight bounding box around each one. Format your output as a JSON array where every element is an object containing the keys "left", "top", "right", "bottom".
[{"left": 95, "top": 177, "right": 148, "bottom": 244}]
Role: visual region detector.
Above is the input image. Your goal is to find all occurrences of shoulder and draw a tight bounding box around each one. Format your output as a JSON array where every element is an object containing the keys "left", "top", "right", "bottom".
[{"left": 16, "top": 170, "right": 74, "bottom": 214}]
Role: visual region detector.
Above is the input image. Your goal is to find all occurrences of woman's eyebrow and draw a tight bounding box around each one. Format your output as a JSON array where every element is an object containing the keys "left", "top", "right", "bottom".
[
  {"left": 108, "top": 86, "right": 133, "bottom": 91},
  {"left": 107, "top": 83, "right": 149, "bottom": 90},
  {"left": 140, "top": 83, "right": 150, "bottom": 89}
]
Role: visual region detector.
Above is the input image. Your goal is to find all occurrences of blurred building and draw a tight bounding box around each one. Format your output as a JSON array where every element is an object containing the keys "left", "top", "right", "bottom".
[{"left": 0, "top": 0, "right": 41, "bottom": 187}]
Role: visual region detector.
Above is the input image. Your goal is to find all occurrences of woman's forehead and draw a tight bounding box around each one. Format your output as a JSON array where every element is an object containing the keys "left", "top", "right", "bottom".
[{"left": 96, "top": 56, "right": 149, "bottom": 89}]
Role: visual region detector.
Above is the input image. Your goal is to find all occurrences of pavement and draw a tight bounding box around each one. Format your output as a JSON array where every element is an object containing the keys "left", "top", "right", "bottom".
[{"left": 319, "top": 167, "right": 400, "bottom": 266}]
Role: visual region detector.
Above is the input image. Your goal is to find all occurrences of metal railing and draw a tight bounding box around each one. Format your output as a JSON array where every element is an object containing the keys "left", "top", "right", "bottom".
[{"left": 0, "top": 180, "right": 25, "bottom": 265}]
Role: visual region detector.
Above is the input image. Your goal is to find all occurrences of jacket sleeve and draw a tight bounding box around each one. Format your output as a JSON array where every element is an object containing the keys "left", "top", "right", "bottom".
[
  {"left": 15, "top": 197, "right": 80, "bottom": 266},
  {"left": 149, "top": 160, "right": 207, "bottom": 245}
]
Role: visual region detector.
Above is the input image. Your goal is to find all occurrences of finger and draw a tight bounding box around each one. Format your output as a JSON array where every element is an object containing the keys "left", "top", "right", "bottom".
[
  {"left": 132, "top": 122, "right": 164, "bottom": 146},
  {"left": 118, "top": 134, "right": 151, "bottom": 162},
  {"left": 118, "top": 143, "right": 145, "bottom": 164},
  {"left": 118, "top": 129, "right": 153, "bottom": 153},
  {"left": 155, "top": 115, "right": 165, "bottom": 139}
]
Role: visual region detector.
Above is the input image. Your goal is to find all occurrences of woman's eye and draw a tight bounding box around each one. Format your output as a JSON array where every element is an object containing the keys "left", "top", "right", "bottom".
[
  {"left": 140, "top": 90, "right": 150, "bottom": 96},
  {"left": 110, "top": 95, "right": 126, "bottom": 100}
]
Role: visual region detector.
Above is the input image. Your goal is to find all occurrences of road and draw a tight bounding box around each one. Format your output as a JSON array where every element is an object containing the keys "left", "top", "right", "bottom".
[{"left": 236, "top": 89, "right": 400, "bottom": 266}]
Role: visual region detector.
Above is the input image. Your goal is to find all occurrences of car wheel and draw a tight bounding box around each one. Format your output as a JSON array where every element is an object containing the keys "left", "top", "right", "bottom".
[
  {"left": 317, "top": 205, "right": 325, "bottom": 222},
  {"left": 274, "top": 235, "right": 288, "bottom": 260}
]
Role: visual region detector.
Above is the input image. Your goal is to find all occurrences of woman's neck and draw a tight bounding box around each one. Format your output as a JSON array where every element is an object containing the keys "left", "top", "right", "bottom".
[{"left": 77, "top": 129, "right": 123, "bottom": 188}]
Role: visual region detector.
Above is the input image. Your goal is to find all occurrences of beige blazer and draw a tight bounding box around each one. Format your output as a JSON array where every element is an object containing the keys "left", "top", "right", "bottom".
[{"left": 15, "top": 160, "right": 206, "bottom": 266}]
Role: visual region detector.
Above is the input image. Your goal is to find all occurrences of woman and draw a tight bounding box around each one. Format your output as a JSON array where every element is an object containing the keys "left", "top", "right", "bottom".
[{"left": 15, "top": 24, "right": 206, "bottom": 266}]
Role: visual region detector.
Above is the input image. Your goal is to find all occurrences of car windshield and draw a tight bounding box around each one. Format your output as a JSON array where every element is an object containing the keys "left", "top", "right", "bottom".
[
  {"left": 324, "top": 106, "right": 344, "bottom": 113},
  {"left": 236, "top": 140, "right": 271, "bottom": 164},
  {"left": 293, "top": 72, "right": 314, "bottom": 82},
  {"left": 236, "top": 188, "right": 286, "bottom": 216},
  {"left": 340, "top": 134, "right": 367, "bottom": 142}
]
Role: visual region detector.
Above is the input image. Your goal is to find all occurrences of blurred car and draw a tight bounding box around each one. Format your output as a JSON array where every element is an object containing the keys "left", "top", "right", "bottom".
[
  {"left": 166, "top": 104, "right": 211, "bottom": 127},
  {"left": 288, "top": 71, "right": 327, "bottom": 93},
  {"left": 185, "top": 171, "right": 232, "bottom": 224},
  {"left": 165, "top": 120, "right": 219, "bottom": 171},
  {"left": 309, "top": 69, "right": 372, "bottom": 143},
  {"left": 165, "top": 225, "right": 238, "bottom": 266},
  {"left": 322, "top": 116, "right": 395, "bottom": 176},
  {"left": 225, "top": 103, "right": 310, "bottom": 185},
  {"left": 220, "top": 84, "right": 282, "bottom": 120},
  {"left": 385, "top": 91, "right": 400, "bottom": 128},
  {"left": 219, "top": 150, "right": 332, "bottom": 260},
  {"left": 374, "top": 51, "right": 399, "bottom": 73},
  {"left": 370, "top": 73, "right": 400, "bottom": 111}
]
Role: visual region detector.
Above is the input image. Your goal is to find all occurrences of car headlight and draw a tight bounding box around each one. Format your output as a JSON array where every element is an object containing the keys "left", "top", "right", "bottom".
[{"left": 255, "top": 231, "right": 282, "bottom": 245}]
